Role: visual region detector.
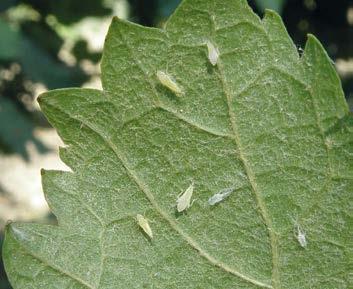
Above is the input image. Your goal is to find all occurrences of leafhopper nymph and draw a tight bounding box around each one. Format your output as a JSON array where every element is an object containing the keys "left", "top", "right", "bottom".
[
  {"left": 156, "top": 70, "right": 183, "bottom": 96},
  {"left": 208, "top": 187, "right": 234, "bottom": 205},
  {"left": 206, "top": 40, "right": 219, "bottom": 66},
  {"left": 136, "top": 214, "right": 153, "bottom": 239},
  {"left": 176, "top": 182, "right": 194, "bottom": 213},
  {"left": 296, "top": 224, "right": 307, "bottom": 248}
]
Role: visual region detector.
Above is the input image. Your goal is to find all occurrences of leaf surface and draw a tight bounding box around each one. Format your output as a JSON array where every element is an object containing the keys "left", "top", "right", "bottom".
[{"left": 3, "top": 1, "right": 353, "bottom": 288}]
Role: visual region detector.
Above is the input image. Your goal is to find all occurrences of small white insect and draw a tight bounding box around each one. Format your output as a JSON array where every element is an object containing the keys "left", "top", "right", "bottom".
[
  {"left": 206, "top": 41, "right": 219, "bottom": 66},
  {"left": 208, "top": 187, "right": 234, "bottom": 206},
  {"left": 156, "top": 71, "right": 183, "bottom": 96},
  {"left": 136, "top": 214, "right": 153, "bottom": 239},
  {"left": 296, "top": 224, "right": 307, "bottom": 248},
  {"left": 297, "top": 46, "right": 304, "bottom": 56},
  {"left": 176, "top": 182, "right": 194, "bottom": 213}
]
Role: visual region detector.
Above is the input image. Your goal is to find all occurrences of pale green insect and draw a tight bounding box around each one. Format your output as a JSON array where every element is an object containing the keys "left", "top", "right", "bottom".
[
  {"left": 206, "top": 40, "right": 219, "bottom": 66},
  {"left": 156, "top": 70, "right": 183, "bottom": 96},
  {"left": 208, "top": 187, "right": 234, "bottom": 205},
  {"left": 296, "top": 224, "right": 307, "bottom": 248},
  {"left": 176, "top": 182, "right": 194, "bottom": 212},
  {"left": 136, "top": 214, "right": 153, "bottom": 239}
]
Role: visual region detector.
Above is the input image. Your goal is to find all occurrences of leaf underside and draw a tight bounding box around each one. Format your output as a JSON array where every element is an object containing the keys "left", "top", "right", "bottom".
[{"left": 3, "top": 0, "right": 353, "bottom": 289}]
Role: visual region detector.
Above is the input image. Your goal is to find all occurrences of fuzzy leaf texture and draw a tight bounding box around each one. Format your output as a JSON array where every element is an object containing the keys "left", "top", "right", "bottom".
[{"left": 3, "top": 0, "right": 353, "bottom": 288}]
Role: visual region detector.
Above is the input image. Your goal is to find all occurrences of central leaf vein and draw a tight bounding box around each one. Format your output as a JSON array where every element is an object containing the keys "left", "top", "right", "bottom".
[{"left": 46, "top": 101, "right": 273, "bottom": 289}]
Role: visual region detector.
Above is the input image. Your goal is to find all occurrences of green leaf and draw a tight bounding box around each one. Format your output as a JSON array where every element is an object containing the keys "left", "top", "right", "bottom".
[{"left": 3, "top": 1, "right": 353, "bottom": 288}]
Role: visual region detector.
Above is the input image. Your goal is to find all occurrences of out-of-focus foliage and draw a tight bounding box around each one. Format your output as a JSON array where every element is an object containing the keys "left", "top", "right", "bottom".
[
  {"left": 0, "top": 19, "right": 20, "bottom": 60},
  {"left": 20, "top": 0, "right": 111, "bottom": 24},
  {"left": 128, "top": 0, "right": 181, "bottom": 26},
  {"left": 0, "top": 0, "right": 15, "bottom": 12},
  {"left": 0, "top": 0, "right": 114, "bottom": 159},
  {"left": 157, "top": 0, "right": 181, "bottom": 19},
  {"left": 253, "top": 0, "right": 286, "bottom": 13},
  {"left": 0, "top": 98, "right": 48, "bottom": 160}
]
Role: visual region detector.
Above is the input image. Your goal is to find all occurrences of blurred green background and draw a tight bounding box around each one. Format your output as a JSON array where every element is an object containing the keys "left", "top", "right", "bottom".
[{"left": 0, "top": 0, "right": 352, "bottom": 288}]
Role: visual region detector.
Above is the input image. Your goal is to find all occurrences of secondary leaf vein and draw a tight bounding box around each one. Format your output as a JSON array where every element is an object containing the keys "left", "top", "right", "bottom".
[{"left": 48, "top": 103, "right": 273, "bottom": 289}]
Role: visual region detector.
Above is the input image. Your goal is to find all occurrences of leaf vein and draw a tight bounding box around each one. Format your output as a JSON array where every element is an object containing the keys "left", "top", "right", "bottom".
[
  {"left": 10, "top": 227, "right": 94, "bottom": 289},
  {"left": 270, "top": 65, "right": 334, "bottom": 224},
  {"left": 158, "top": 105, "right": 233, "bottom": 138},
  {"left": 51, "top": 179, "right": 105, "bottom": 228},
  {"left": 208, "top": 11, "right": 280, "bottom": 288},
  {"left": 50, "top": 104, "right": 273, "bottom": 289}
]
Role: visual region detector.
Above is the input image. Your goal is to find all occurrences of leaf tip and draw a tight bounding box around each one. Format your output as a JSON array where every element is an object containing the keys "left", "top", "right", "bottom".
[
  {"left": 306, "top": 33, "right": 320, "bottom": 45},
  {"left": 304, "top": 33, "right": 334, "bottom": 64},
  {"left": 304, "top": 33, "right": 326, "bottom": 53},
  {"left": 263, "top": 8, "right": 280, "bottom": 19},
  {"left": 36, "top": 91, "right": 52, "bottom": 110},
  {"left": 36, "top": 93, "right": 44, "bottom": 106}
]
